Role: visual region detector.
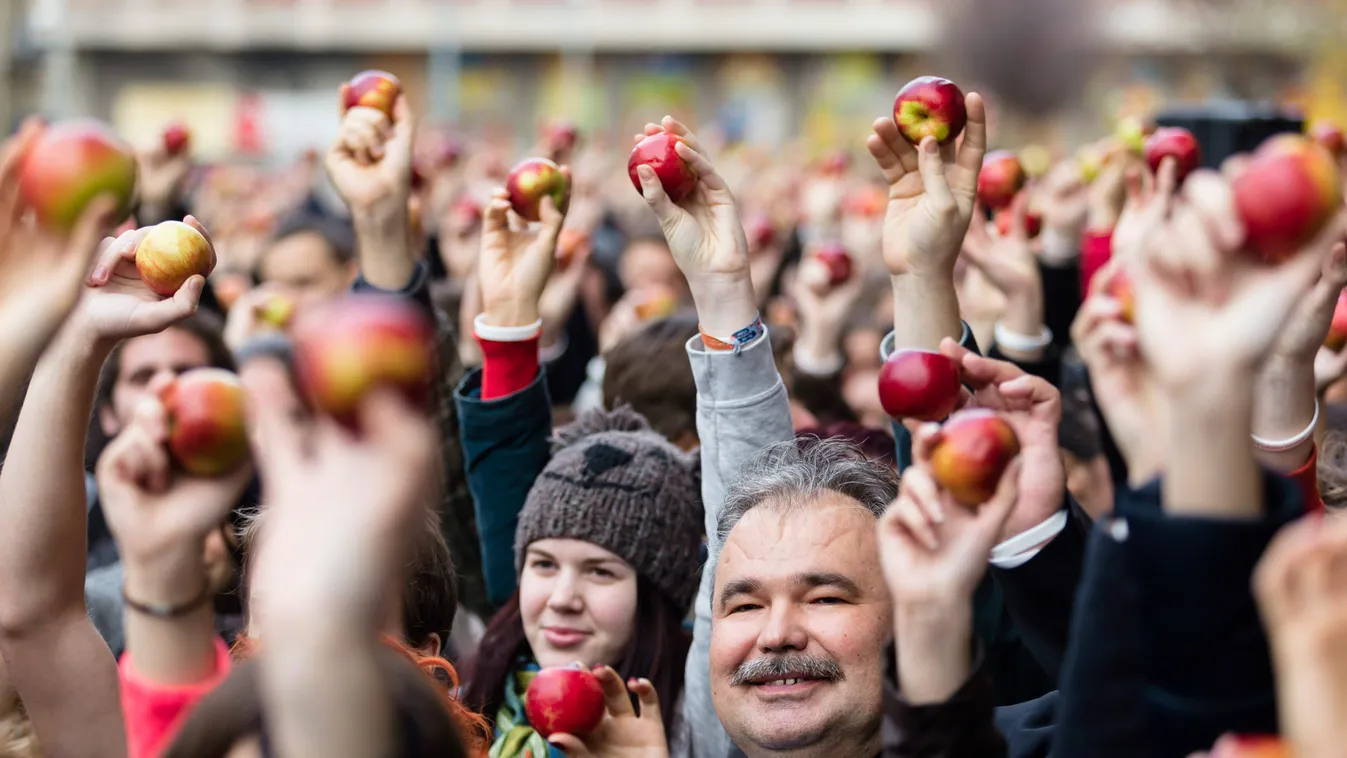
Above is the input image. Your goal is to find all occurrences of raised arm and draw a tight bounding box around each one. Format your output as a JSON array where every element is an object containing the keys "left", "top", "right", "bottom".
[
  {"left": 629, "top": 116, "right": 792, "bottom": 758},
  {"left": 0, "top": 213, "right": 207, "bottom": 758}
]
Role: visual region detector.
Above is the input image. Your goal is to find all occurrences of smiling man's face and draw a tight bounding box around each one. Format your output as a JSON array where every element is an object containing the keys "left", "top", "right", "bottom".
[{"left": 709, "top": 492, "right": 892, "bottom": 757}]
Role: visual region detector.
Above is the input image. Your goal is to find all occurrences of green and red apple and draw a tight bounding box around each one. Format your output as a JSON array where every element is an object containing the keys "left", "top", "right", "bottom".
[
  {"left": 135, "top": 221, "right": 216, "bottom": 297},
  {"left": 161, "top": 368, "right": 249, "bottom": 477},
  {"left": 18, "top": 119, "right": 138, "bottom": 233}
]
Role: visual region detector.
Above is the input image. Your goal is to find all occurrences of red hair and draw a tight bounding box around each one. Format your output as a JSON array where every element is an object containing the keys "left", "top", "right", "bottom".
[{"left": 230, "top": 635, "right": 490, "bottom": 756}]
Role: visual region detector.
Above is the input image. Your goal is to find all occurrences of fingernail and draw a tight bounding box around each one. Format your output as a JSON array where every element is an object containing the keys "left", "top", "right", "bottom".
[
  {"left": 933, "top": 504, "right": 946, "bottom": 524},
  {"left": 92, "top": 265, "right": 107, "bottom": 282},
  {"left": 924, "top": 139, "right": 938, "bottom": 154}
]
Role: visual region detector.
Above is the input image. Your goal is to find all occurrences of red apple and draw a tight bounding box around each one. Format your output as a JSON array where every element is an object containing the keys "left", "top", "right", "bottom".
[
  {"left": 544, "top": 121, "right": 580, "bottom": 152},
  {"left": 1209, "top": 734, "right": 1289, "bottom": 758},
  {"left": 745, "top": 213, "right": 776, "bottom": 250},
  {"left": 1234, "top": 134, "right": 1343, "bottom": 264},
  {"left": 18, "top": 119, "right": 138, "bottom": 233},
  {"left": 557, "top": 228, "right": 589, "bottom": 269},
  {"left": 1103, "top": 267, "right": 1136, "bottom": 324},
  {"left": 291, "top": 294, "right": 435, "bottom": 430},
  {"left": 995, "top": 210, "right": 1043, "bottom": 239},
  {"left": 930, "top": 409, "right": 1021, "bottom": 508},
  {"left": 878, "top": 349, "right": 962, "bottom": 422},
  {"left": 160, "top": 368, "right": 249, "bottom": 477},
  {"left": 814, "top": 243, "right": 853, "bottom": 286},
  {"left": 628, "top": 132, "right": 698, "bottom": 205},
  {"left": 135, "top": 221, "right": 215, "bottom": 297},
  {"left": 1144, "top": 127, "right": 1201, "bottom": 184},
  {"left": 892, "top": 76, "right": 968, "bottom": 146},
  {"left": 257, "top": 293, "right": 295, "bottom": 329},
  {"left": 506, "top": 158, "right": 570, "bottom": 223},
  {"left": 1326, "top": 290, "right": 1347, "bottom": 351},
  {"left": 451, "top": 196, "right": 483, "bottom": 229},
  {"left": 343, "top": 70, "right": 401, "bottom": 118},
  {"left": 162, "top": 121, "right": 191, "bottom": 157},
  {"left": 524, "top": 666, "right": 606, "bottom": 739},
  {"left": 977, "top": 151, "right": 1026, "bottom": 211},
  {"left": 1309, "top": 120, "right": 1345, "bottom": 157}
]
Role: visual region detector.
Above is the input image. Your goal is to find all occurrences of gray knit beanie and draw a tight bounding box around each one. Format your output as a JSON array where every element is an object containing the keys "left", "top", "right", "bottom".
[{"left": 515, "top": 406, "right": 703, "bottom": 610}]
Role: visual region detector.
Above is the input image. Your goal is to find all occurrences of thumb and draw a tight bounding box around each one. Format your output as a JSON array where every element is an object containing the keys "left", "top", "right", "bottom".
[
  {"left": 980, "top": 457, "right": 1022, "bottom": 529},
  {"left": 1007, "top": 191, "right": 1030, "bottom": 241},
  {"left": 547, "top": 734, "right": 594, "bottom": 757},
  {"left": 916, "top": 137, "right": 955, "bottom": 211},
  {"left": 637, "top": 164, "right": 678, "bottom": 223},
  {"left": 391, "top": 95, "right": 416, "bottom": 153}
]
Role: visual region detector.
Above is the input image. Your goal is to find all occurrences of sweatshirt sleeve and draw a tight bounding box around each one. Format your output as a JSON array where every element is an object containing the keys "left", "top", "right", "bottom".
[
  {"left": 119, "top": 638, "right": 231, "bottom": 758},
  {"left": 680, "top": 331, "right": 793, "bottom": 758}
]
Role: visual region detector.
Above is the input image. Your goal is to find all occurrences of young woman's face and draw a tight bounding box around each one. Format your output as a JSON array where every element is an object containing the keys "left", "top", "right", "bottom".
[{"left": 519, "top": 538, "right": 639, "bottom": 669}]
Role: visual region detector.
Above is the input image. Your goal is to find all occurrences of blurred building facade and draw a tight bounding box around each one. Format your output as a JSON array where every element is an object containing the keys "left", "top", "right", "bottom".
[{"left": 13, "top": 0, "right": 1344, "bottom": 160}]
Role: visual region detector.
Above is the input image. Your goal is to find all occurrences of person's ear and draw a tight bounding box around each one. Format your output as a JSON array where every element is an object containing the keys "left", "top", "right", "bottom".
[
  {"left": 98, "top": 404, "right": 121, "bottom": 438},
  {"left": 413, "top": 632, "right": 443, "bottom": 659}
]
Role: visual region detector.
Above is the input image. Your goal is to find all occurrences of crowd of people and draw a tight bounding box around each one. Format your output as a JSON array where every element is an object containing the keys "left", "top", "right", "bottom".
[{"left": 0, "top": 74, "right": 1345, "bottom": 758}]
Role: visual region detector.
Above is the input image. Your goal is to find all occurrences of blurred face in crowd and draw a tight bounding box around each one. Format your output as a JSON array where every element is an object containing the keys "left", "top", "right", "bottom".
[
  {"left": 619, "top": 237, "right": 687, "bottom": 302},
  {"left": 99, "top": 327, "right": 212, "bottom": 437},
  {"left": 257, "top": 230, "right": 357, "bottom": 310},
  {"left": 519, "top": 538, "right": 639, "bottom": 669},
  {"left": 710, "top": 493, "right": 891, "bottom": 757}
]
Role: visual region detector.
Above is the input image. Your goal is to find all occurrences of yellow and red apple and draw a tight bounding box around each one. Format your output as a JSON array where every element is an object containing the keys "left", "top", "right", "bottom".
[
  {"left": 161, "top": 368, "right": 249, "bottom": 477},
  {"left": 506, "top": 158, "right": 570, "bottom": 223},
  {"left": 977, "top": 151, "right": 1026, "bottom": 211},
  {"left": 1233, "top": 134, "right": 1342, "bottom": 265},
  {"left": 291, "top": 294, "right": 435, "bottom": 430},
  {"left": 18, "top": 119, "right": 138, "bottom": 233},
  {"left": 930, "top": 409, "right": 1021, "bottom": 508},
  {"left": 135, "top": 220, "right": 216, "bottom": 297},
  {"left": 343, "top": 70, "right": 401, "bottom": 118},
  {"left": 892, "top": 76, "right": 968, "bottom": 146}
]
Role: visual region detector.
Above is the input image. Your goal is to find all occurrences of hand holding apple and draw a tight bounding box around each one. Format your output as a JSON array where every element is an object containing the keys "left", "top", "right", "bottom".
[
  {"left": 541, "top": 666, "right": 670, "bottom": 758},
  {"left": 95, "top": 375, "right": 254, "bottom": 566},
  {"left": 928, "top": 410, "right": 1020, "bottom": 508},
  {"left": 628, "top": 131, "right": 699, "bottom": 205},
  {"left": 326, "top": 87, "right": 415, "bottom": 216},
  {"left": 162, "top": 121, "right": 191, "bottom": 157},
  {"left": 630, "top": 117, "right": 756, "bottom": 345},
  {"left": 80, "top": 217, "right": 210, "bottom": 344},
  {"left": 976, "top": 152, "right": 1026, "bottom": 212},
  {"left": 867, "top": 87, "right": 988, "bottom": 279},
  {"left": 0, "top": 119, "right": 122, "bottom": 359},
  {"left": 507, "top": 158, "right": 571, "bottom": 223},
  {"left": 223, "top": 284, "right": 295, "bottom": 354},
  {"left": 1144, "top": 127, "right": 1201, "bottom": 184},
  {"left": 479, "top": 181, "right": 569, "bottom": 328},
  {"left": 1135, "top": 169, "right": 1345, "bottom": 392},
  {"left": 1309, "top": 120, "right": 1345, "bottom": 157},
  {"left": 1272, "top": 241, "right": 1347, "bottom": 360},
  {"left": 960, "top": 194, "right": 1042, "bottom": 304},
  {"left": 937, "top": 339, "right": 1066, "bottom": 540}
]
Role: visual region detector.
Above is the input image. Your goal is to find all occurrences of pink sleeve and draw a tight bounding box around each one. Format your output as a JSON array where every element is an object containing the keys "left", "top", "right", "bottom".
[
  {"left": 120, "top": 638, "right": 232, "bottom": 758},
  {"left": 1079, "top": 228, "right": 1113, "bottom": 295}
]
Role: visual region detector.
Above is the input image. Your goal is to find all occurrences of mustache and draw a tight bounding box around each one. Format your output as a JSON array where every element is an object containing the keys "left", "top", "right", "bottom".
[{"left": 729, "top": 653, "right": 844, "bottom": 686}]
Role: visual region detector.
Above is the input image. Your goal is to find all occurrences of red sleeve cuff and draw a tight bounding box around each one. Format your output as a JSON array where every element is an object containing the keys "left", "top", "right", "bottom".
[
  {"left": 120, "top": 638, "right": 232, "bottom": 758},
  {"left": 477, "top": 335, "right": 541, "bottom": 400},
  {"left": 1079, "top": 228, "right": 1113, "bottom": 295},
  {"left": 1288, "top": 444, "right": 1325, "bottom": 514}
]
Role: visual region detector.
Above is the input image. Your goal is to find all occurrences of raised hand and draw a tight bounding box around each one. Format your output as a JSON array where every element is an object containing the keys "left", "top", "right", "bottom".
[
  {"left": 1274, "top": 242, "right": 1347, "bottom": 363},
  {"left": 866, "top": 92, "right": 987, "bottom": 278},
  {"left": 1111, "top": 157, "right": 1177, "bottom": 264},
  {"left": 546, "top": 667, "right": 670, "bottom": 758},
  {"left": 1132, "top": 170, "right": 1346, "bottom": 392},
  {"left": 1070, "top": 270, "right": 1164, "bottom": 485},
  {"left": 0, "top": 119, "right": 120, "bottom": 352},
  {"left": 79, "top": 217, "right": 210, "bottom": 344},
  {"left": 478, "top": 184, "right": 568, "bottom": 328},
  {"left": 96, "top": 380, "right": 253, "bottom": 566},
  {"left": 939, "top": 339, "right": 1065, "bottom": 542},
  {"left": 325, "top": 93, "right": 415, "bottom": 214},
  {"left": 136, "top": 140, "right": 193, "bottom": 221},
  {"left": 960, "top": 194, "right": 1042, "bottom": 308},
  {"left": 633, "top": 116, "right": 756, "bottom": 341}
]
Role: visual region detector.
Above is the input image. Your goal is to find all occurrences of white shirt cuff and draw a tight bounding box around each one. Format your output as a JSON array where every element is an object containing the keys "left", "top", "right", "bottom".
[
  {"left": 793, "top": 342, "right": 845, "bottom": 376},
  {"left": 474, "top": 314, "right": 543, "bottom": 342},
  {"left": 989, "top": 510, "right": 1068, "bottom": 569}
]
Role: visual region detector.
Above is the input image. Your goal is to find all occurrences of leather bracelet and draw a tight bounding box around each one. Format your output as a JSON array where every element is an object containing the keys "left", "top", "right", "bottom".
[
  {"left": 123, "top": 580, "right": 213, "bottom": 619},
  {"left": 1252, "top": 399, "right": 1319, "bottom": 452}
]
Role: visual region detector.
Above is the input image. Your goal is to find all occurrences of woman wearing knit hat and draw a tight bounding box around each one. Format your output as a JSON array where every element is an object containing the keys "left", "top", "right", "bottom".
[{"left": 455, "top": 178, "right": 702, "bottom": 757}]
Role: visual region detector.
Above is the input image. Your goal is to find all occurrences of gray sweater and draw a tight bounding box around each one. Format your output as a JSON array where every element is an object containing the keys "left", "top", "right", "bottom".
[{"left": 678, "top": 332, "right": 794, "bottom": 758}]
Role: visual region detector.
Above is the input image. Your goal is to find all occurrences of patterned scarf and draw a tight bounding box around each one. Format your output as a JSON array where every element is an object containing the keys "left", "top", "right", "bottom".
[{"left": 489, "top": 660, "right": 563, "bottom": 758}]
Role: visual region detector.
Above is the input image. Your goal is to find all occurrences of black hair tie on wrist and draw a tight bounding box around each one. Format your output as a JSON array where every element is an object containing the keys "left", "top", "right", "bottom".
[{"left": 123, "top": 579, "right": 213, "bottom": 618}]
